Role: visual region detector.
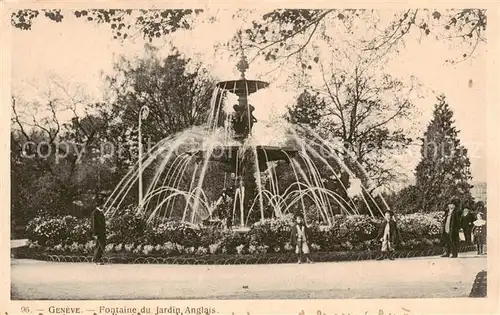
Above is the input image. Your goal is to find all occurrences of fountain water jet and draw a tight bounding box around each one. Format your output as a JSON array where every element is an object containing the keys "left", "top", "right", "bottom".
[{"left": 104, "top": 58, "right": 389, "bottom": 228}]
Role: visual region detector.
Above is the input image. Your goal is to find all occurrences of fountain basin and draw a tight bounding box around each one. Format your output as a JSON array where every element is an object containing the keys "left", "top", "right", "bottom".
[
  {"left": 186, "top": 145, "right": 298, "bottom": 171},
  {"left": 216, "top": 80, "right": 269, "bottom": 96}
]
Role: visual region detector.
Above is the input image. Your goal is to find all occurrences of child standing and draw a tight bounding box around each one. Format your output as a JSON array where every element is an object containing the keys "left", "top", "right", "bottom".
[
  {"left": 472, "top": 212, "right": 487, "bottom": 255},
  {"left": 290, "top": 214, "right": 313, "bottom": 264},
  {"left": 376, "top": 211, "right": 401, "bottom": 261}
]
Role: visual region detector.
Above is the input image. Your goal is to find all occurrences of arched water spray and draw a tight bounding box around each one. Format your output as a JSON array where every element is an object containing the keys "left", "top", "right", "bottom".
[{"left": 104, "top": 57, "right": 389, "bottom": 227}]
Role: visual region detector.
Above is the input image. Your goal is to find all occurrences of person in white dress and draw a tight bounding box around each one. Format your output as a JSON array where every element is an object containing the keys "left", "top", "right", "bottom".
[
  {"left": 290, "top": 214, "right": 313, "bottom": 264},
  {"left": 472, "top": 212, "right": 486, "bottom": 255},
  {"left": 376, "top": 211, "right": 401, "bottom": 260}
]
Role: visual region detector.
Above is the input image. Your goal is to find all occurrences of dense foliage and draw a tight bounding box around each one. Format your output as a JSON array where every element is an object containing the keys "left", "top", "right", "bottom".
[
  {"left": 26, "top": 210, "right": 446, "bottom": 257},
  {"left": 11, "top": 50, "right": 215, "bottom": 236}
]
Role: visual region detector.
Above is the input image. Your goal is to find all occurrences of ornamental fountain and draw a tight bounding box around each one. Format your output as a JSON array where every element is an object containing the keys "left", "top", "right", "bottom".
[{"left": 103, "top": 56, "right": 389, "bottom": 228}]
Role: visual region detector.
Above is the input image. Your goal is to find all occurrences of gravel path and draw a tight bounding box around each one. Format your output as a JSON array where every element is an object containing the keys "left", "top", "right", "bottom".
[{"left": 11, "top": 252, "right": 486, "bottom": 300}]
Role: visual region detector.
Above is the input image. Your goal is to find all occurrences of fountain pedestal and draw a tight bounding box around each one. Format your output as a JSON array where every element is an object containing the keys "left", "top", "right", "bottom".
[{"left": 191, "top": 71, "right": 299, "bottom": 226}]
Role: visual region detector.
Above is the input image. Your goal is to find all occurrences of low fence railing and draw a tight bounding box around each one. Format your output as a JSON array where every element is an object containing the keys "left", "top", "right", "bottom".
[{"left": 17, "top": 244, "right": 479, "bottom": 265}]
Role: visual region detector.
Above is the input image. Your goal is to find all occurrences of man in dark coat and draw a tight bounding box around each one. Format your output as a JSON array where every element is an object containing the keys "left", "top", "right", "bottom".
[
  {"left": 441, "top": 198, "right": 462, "bottom": 258},
  {"left": 92, "top": 207, "right": 106, "bottom": 264},
  {"left": 461, "top": 207, "right": 475, "bottom": 244}
]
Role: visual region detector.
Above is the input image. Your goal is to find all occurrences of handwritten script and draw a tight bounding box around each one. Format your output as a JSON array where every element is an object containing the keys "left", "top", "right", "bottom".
[{"left": 13, "top": 307, "right": 412, "bottom": 315}]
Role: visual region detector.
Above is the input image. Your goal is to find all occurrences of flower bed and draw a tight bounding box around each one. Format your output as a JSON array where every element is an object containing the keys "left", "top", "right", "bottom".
[{"left": 24, "top": 209, "right": 450, "bottom": 263}]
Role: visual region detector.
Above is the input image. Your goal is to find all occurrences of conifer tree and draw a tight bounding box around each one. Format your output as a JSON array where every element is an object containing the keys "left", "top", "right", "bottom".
[
  {"left": 415, "top": 94, "right": 473, "bottom": 212},
  {"left": 287, "top": 89, "right": 326, "bottom": 130}
]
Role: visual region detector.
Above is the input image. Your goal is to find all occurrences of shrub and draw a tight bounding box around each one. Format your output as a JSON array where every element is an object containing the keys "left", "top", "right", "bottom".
[
  {"left": 396, "top": 211, "right": 443, "bottom": 249},
  {"left": 219, "top": 231, "right": 248, "bottom": 254},
  {"left": 68, "top": 220, "right": 92, "bottom": 245},
  {"left": 148, "top": 221, "right": 201, "bottom": 247},
  {"left": 305, "top": 224, "right": 325, "bottom": 249},
  {"left": 199, "top": 225, "right": 227, "bottom": 248},
  {"left": 246, "top": 214, "right": 294, "bottom": 252},
  {"left": 25, "top": 209, "right": 449, "bottom": 256},
  {"left": 320, "top": 215, "right": 378, "bottom": 251},
  {"left": 26, "top": 215, "right": 86, "bottom": 246},
  {"left": 106, "top": 205, "right": 150, "bottom": 244}
]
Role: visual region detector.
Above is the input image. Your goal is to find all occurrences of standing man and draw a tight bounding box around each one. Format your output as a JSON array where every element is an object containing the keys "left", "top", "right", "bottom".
[
  {"left": 441, "top": 198, "right": 462, "bottom": 258},
  {"left": 92, "top": 207, "right": 106, "bottom": 265},
  {"left": 461, "top": 207, "right": 475, "bottom": 244}
]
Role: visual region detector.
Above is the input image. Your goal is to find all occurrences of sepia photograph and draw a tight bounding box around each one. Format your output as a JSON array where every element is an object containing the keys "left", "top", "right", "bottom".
[{"left": 6, "top": 5, "right": 493, "bottom": 305}]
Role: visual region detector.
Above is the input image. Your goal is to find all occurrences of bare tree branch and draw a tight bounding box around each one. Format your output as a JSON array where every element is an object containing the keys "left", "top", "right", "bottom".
[
  {"left": 249, "top": 9, "right": 334, "bottom": 64},
  {"left": 11, "top": 97, "right": 31, "bottom": 142}
]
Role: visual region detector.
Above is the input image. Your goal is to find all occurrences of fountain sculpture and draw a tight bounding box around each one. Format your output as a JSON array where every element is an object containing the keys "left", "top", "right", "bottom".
[{"left": 104, "top": 56, "right": 388, "bottom": 228}]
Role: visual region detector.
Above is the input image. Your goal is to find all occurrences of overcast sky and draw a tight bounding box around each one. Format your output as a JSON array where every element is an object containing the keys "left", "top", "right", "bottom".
[{"left": 11, "top": 9, "right": 487, "bottom": 184}]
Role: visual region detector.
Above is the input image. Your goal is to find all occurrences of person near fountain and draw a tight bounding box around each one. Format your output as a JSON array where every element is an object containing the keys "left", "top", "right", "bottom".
[
  {"left": 290, "top": 214, "right": 313, "bottom": 264},
  {"left": 375, "top": 210, "right": 401, "bottom": 260},
  {"left": 440, "top": 198, "right": 462, "bottom": 258},
  {"left": 91, "top": 206, "right": 106, "bottom": 265},
  {"left": 472, "top": 212, "right": 486, "bottom": 255},
  {"left": 213, "top": 188, "right": 233, "bottom": 229},
  {"left": 461, "top": 207, "right": 475, "bottom": 244}
]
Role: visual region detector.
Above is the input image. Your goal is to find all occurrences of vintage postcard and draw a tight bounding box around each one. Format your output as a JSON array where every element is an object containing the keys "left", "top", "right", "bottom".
[{"left": 1, "top": 1, "right": 499, "bottom": 314}]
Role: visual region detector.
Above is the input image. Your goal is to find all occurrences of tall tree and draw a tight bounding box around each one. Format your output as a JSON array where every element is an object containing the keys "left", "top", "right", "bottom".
[
  {"left": 287, "top": 49, "right": 415, "bottom": 190},
  {"left": 11, "top": 91, "right": 117, "bottom": 222},
  {"left": 106, "top": 45, "right": 215, "bottom": 142},
  {"left": 10, "top": 47, "right": 219, "bottom": 231},
  {"left": 414, "top": 95, "right": 473, "bottom": 212},
  {"left": 286, "top": 89, "right": 326, "bottom": 129},
  {"left": 385, "top": 185, "right": 420, "bottom": 213},
  {"left": 283, "top": 50, "right": 416, "bottom": 217}
]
